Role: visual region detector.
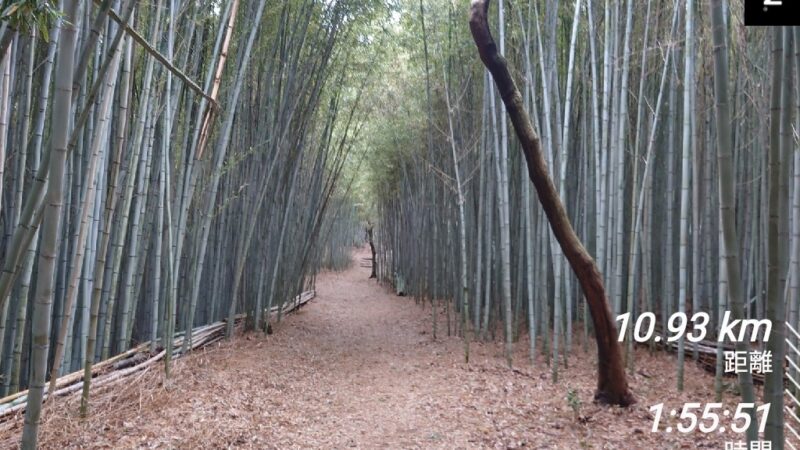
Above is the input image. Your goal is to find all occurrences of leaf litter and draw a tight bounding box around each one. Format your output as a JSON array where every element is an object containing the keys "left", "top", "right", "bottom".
[{"left": 0, "top": 248, "right": 753, "bottom": 449}]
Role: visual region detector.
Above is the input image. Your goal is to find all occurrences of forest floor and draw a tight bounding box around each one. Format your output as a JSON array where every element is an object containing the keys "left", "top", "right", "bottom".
[{"left": 1, "top": 247, "right": 753, "bottom": 449}]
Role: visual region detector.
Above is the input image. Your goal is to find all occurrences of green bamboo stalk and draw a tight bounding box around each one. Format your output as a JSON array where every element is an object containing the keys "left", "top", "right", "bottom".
[{"left": 20, "top": 1, "right": 79, "bottom": 447}]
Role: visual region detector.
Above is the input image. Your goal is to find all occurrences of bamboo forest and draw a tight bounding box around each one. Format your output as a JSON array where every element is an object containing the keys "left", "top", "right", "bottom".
[{"left": 0, "top": 0, "right": 796, "bottom": 448}]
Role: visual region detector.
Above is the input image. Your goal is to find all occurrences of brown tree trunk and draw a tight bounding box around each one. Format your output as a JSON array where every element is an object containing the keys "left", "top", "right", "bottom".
[
  {"left": 367, "top": 225, "right": 377, "bottom": 279},
  {"left": 469, "top": 0, "right": 634, "bottom": 406}
]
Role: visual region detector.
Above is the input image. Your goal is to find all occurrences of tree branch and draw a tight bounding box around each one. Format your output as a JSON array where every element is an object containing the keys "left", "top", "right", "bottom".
[{"left": 92, "top": 0, "right": 218, "bottom": 108}]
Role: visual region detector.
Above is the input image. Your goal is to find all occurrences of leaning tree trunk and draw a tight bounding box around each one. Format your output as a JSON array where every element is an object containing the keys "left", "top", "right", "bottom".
[
  {"left": 367, "top": 225, "right": 377, "bottom": 279},
  {"left": 469, "top": 0, "right": 634, "bottom": 406}
]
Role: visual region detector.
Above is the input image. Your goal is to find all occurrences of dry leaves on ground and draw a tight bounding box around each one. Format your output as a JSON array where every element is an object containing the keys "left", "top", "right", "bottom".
[{"left": 0, "top": 248, "right": 751, "bottom": 449}]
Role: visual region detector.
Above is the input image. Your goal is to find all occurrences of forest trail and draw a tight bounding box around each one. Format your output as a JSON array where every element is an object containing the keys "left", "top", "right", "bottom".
[{"left": 3, "top": 248, "right": 742, "bottom": 449}]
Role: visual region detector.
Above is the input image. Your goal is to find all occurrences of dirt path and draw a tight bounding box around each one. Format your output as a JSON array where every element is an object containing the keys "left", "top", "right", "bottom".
[{"left": 2, "top": 247, "right": 744, "bottom": 449}]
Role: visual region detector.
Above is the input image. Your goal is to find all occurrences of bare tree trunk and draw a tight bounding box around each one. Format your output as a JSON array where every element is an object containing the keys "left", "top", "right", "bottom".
[
  {"left": 469, "top": 0, "right": 633, "bottom": 406},
  {"left": 367, "top": 225, "right": 377, "bottom": 279}
]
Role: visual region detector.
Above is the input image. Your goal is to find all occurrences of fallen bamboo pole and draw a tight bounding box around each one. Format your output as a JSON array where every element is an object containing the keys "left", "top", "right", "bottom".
[{"left": 0, "top": 290, "right": 315, "bottom": 419}]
